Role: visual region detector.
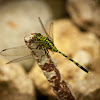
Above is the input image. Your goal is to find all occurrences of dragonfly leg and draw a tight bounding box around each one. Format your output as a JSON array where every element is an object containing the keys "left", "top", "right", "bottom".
[
  {"left": 46, "top": 49, "right": 49, "bottom": 54},
  {"left": 43, "top": 48, "right": 49, "bottom": 56},
  {"left": 36, "top": 44, "right": 41, "bottom": 49},
  {"left": 36, "top": 44, "right": 43, "bottom": 49}
]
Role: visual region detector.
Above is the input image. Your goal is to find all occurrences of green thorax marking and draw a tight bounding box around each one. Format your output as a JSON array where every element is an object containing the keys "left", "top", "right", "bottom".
[{"left": 34, "top": 33, "right": 58, "bottom": 52}]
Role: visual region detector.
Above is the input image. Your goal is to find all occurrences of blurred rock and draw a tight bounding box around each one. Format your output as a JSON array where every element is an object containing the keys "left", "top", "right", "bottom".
[
  {"left": 0, "top": 58, "right": 36, "bottom": 100},
  {"left": 75, "top": 73, "right": 100, "bottom": 100},
  {"left": 29, "top": 19, "right": 100, "bottom": 99},
  {"left": 0, "top": 0, "right": 52, "bottom": 69},
  {"left": 66, "top": 0, "right": 100, "bottom": 36}
]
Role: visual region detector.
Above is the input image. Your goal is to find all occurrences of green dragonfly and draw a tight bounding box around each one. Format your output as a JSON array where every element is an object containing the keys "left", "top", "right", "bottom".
[{"left": 0, "top": 17, "right": 90, "bottom": 73}]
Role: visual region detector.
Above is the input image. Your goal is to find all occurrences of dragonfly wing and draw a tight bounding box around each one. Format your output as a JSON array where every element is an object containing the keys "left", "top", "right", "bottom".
[
  {"left": 38, "top": 17, "right": 53, "bottom": 41},
  {"left": 49, "top": 22, "right": 54, "bottom": 43},
  {"left": 0, "top": 45, "right": 31, "bottom": 56},
  {"left": 6, "top": 54, "right": 34, "bottom": 64}
]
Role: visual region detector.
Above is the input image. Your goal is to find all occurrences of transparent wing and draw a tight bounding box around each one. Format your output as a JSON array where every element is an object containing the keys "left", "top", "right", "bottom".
[
  {"left": 38, "top": 17, "right": 53, "bottom": 41},
  {"left": 0, "top": 45, "right": 31, "bottom": 56},
  {"left": 6, "top": 54, "right": 34, "bottom": 64},
  {"left": 49, "top": 22, "right": 54, "bottom": 43}
]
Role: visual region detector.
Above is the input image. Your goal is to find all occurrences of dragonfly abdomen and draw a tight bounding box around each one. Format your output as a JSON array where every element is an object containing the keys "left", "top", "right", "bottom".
[{"left": 58, "top": 51, "right": 89, "bottom": 73}]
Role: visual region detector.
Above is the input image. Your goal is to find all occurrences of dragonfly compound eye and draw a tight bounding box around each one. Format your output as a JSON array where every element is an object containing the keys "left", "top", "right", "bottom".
[{"left": 37, "top": 33, "right": 41, "bottom": 36}]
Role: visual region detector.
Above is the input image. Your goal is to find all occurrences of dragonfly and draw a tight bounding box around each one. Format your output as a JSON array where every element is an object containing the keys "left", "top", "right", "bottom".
[{"left": 0, "top": 17, "right": 90, "bottom": 73}]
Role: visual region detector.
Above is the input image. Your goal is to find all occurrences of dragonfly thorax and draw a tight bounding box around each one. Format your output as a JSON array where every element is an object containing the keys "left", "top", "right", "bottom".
[
  {"left": 33, "top": 33, "right": 58, "bottom": 52},
  {"left": 34, "top": 33, "right": 43, "bottom": 41}
]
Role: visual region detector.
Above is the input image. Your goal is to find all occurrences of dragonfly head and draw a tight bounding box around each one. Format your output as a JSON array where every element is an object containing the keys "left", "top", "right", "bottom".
[
  {"left": 34, "top": 33, "right": 42, "bottom": 41},
  {"left": 37, "top": 33, "right": 42, "bottom": 36}
]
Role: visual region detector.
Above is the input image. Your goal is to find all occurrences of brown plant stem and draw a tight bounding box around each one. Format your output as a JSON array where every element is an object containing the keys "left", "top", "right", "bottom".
[{"left": 31, "top": 49, "right": 75, "bottom": 100}]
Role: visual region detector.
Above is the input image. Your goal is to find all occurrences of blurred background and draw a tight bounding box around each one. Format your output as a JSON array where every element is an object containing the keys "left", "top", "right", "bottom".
[{"left": 0, "top": 0, "right": 100, "bottom": 100}]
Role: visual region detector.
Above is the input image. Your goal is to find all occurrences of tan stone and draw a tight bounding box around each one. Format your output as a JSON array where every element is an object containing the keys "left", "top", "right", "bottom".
[
  {"left": 0, "top": 58, "right": 36, "bottom": 100},
  {"left": 66, "top": 0, "right": 100, "bottom": 36}
]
